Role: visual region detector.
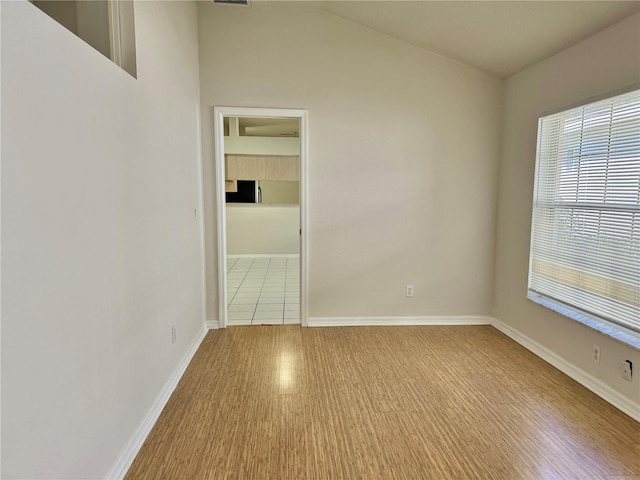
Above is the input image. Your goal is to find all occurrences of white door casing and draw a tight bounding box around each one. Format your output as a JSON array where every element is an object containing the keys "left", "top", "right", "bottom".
[{"left": 213, "top": 106, "right": 309, "bottom": 328}]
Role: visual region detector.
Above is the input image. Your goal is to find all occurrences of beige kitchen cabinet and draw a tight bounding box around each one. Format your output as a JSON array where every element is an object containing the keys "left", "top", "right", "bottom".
[{"left": 225, "top": 154, "right": 299, "bottom": 181}]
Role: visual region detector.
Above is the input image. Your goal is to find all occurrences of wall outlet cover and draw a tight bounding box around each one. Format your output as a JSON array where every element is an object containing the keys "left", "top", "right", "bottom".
[{"left": 622, "top": 360, "right": 633, "bottom": 382}]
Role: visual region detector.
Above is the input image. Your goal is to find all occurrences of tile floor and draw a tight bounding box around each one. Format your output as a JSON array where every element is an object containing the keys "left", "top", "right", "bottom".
[{"left": 227, "top": 256, "right": 300, "bottom": 326}]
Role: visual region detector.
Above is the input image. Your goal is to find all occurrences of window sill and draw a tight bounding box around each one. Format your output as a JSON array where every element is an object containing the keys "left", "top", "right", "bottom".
[{"left": 527, "top": 292, "right": 640, "bottom": 351}]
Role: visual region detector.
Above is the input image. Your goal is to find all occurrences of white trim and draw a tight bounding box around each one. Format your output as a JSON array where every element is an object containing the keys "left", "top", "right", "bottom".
[
  {"left": 491, "top": 317, "right": 640, "bottom": 422},
  {"left": 307, "top": 316, "right": 493, "bottom": 327},
  {"left": 299, "top": 111, "right": 309, "bottom": 328},
  {"left": 105, "top": 326, "right": 208, "bottom": 480},
  {"left": 227, "top": 254, "right": 298, "bottom": 259},
  {"left": 206, "top": 320, "right": 220, "bottom": 329},
  {"left": 213, "top": 109, "right": 228, "bottom": 329},
  {"left": 107, "top": 1, "right": 122, "bottom": 68},
  {"left": 213, "top": 106, "right": 309, "bottom": 329}
]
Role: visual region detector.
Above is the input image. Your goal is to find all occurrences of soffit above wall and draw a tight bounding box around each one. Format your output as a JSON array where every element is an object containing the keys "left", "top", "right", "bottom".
[
  {"left": 245, "top": 1, "right": 640, "bottom": 78},
  {"left": 224, "top": 117, "right": 300, "bottom": 137}
]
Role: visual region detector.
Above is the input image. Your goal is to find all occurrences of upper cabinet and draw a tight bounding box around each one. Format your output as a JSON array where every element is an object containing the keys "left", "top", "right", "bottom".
[
  {"left": 225, "top": 154, "right": 299, "bottom": 182},
  {"left": 223, "top": 117, "right": 300, "bottom": 193}
]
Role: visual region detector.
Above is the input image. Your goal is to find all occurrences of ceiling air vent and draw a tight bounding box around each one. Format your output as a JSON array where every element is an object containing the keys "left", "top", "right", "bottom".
[{"left": 212, "top": 0, "right": 249, "bottom": 5}]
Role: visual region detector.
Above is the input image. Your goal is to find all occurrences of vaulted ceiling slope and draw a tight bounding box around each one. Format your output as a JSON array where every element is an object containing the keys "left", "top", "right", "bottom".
[{"left": 249, "top": 1, "right": 640, "bottom": 77}]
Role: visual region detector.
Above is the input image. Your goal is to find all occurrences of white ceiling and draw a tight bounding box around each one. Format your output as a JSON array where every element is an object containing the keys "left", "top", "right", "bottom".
[{"left": 252, "top": 1, "right": 640, "bottom": 77}]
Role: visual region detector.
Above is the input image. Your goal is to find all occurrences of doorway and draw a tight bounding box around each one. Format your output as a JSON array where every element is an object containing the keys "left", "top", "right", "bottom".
[{"left": 214, "top": 107, "right": 308, "bottom": 328}]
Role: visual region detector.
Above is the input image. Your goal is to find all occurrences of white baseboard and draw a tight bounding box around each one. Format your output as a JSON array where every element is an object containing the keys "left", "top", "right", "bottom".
[
  {"left": 206, "top": 319, "right": 220, "bottom": 329},
  {"left": 105, "top": 325, "right": 208, "bottom": 480},
  {"left": 227, "top": 254, "right": 298, "bottom": 259},
  {"left": 491, "top": 317, "right": 640, "bottom": 423},
  {"left": 307, "top": 315, "right": 492, "bottom": 327}
]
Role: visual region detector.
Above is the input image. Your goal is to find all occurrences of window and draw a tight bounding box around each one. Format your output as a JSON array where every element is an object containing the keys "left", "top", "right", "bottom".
[
  {"left": 528, "top": 88, "right": 640, "bottom": 347},
  {"left": 31, "top": 1, "right": 137, "bottom": 77}
]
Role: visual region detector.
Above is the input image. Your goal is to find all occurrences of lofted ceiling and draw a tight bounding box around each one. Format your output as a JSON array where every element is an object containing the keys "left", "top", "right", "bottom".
[{"left": 248, "top": 1, "right": 640, "bottom": 78}]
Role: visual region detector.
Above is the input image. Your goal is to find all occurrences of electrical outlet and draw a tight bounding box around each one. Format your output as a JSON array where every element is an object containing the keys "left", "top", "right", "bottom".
[
  {"left": 405, "top": 285, "right": 414, "bottom": 297},
  {"left": 172, "top": 324, "right": 176, "bottom": 344},
  {"left": 622, "top": 360, "right": 633, "bottom": 382},
  {"left": 592, "top": 344, "right": 601, "bottom": 364}
]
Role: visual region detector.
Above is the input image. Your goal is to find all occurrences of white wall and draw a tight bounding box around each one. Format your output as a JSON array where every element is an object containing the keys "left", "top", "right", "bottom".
[
  {"left": 493, "top": 13, "right": 640, "bottom": 409},
  {"left": 199, "top": 5, "right": 503, "bottom": 321},
  {"left": 226, "top": 205, "right": 300, "bottom": 255},
  {"left": 1, "top": 1, "right": 204, "bottom": 478}
]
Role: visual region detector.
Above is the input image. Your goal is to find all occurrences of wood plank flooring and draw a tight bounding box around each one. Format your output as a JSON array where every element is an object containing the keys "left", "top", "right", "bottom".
[{"left": 125, "top": 326, "right": 640, "bottom": 479}]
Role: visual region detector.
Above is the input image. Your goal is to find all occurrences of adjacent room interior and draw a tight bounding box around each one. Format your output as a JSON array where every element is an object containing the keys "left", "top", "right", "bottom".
[
  {"left": 2, "top": 1, "right": 639, "bottom": 479},
  {"left": 223, "top": 116, "right": 301, "bottom": 326}
]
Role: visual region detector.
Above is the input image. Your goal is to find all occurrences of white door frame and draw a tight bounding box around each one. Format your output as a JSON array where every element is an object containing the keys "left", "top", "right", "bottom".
[{"left": 214, "top": 106, "right": 309, "bottom": 328}]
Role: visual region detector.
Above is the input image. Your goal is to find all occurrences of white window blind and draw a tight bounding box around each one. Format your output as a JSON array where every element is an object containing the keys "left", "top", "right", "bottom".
[{"left": 528, "top": 89, "right": 640, "bottom": 337}]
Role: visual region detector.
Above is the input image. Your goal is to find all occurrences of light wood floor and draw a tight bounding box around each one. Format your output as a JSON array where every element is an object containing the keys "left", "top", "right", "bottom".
[{"left": 125, "top": 326, "right": 640, "bottom": 479}]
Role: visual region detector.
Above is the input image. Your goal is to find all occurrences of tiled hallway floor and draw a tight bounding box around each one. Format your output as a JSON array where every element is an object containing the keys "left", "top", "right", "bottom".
[{"left": 227, "top": 256, "right": 300, "bottom": 325}]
